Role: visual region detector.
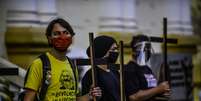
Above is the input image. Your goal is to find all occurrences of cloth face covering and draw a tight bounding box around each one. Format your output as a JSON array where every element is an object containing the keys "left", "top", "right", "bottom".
[
  {"left": 107, "top": 51, "right": 119, "bottom": 63},
  {"left": 52, "top": 34, "right": 72, "bottom": 52}
]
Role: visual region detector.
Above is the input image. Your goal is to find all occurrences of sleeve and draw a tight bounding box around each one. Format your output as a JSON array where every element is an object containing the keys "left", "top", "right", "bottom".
[
  {"left": 24, "top": 59, "right": 43, "bottom": 92},
  {"left": 124, "top": 70, "right": 140, "bottom": 97},
  {"left": 81, "top": 69, "right": 92, "bottom": 96}
]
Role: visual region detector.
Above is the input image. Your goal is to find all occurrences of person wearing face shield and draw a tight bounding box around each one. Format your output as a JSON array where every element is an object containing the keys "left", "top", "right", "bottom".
[
  {"left": 81, "top": 36, "right": 120, "bottom": 101},
  {"left": 23, "top": 18, "right": 101, "bottom": 101},
  {"left": 124, "top": 34, "right": 170, "bottom": 101}
]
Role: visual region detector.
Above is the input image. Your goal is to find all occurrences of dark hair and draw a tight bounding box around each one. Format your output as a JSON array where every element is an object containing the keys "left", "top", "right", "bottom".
[
  {"left": 130, "top": 34, "right": 150, "bottom": 50},
  {"left": 86, "top": 36, "right": 117, "bottom": 58},
  {"left": 45, "top": 18, "right": 75, "bottom": 37}
]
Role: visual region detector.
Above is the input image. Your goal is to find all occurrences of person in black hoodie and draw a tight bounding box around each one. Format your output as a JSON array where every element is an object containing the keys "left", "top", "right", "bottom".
[
  {"left": 124, "top": 34, "right": 170, "bottom": 101},
  {"left": 81, "top": 35, "right": 120, "bottom": 101}
]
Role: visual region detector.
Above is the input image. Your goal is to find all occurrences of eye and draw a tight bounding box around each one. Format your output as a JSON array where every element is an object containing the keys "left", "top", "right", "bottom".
[
  {"left": 63, "top": 31, "right": 70, "bottom": 35},
  {"left": 114, "top": 47, "right": 118, "bottom": 50},
  {"left": 110, "top": 47, "right": 118, "bottom": 51},
  {"left": 52, "top": 31, "right": 60, "bottom": 36}
]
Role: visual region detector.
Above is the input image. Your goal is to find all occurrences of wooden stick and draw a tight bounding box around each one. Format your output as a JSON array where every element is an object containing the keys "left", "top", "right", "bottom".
[
  {"left": 89, "top": 32, "right": 97, "bottom": 101},
  {"left": 119, "top": 41, "right": 125, "bottom": 101}
]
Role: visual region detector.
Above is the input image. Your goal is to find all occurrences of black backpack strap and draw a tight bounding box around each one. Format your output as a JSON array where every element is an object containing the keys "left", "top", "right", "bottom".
[
  {"left": 38, "top": 53, "right": 51, "bottom": 101},
  {"left": 66, "top": 57, "right": 78, "bottom": 93},
  {"left": 24, "top": 68, "right": 31, "bottom": 86}
]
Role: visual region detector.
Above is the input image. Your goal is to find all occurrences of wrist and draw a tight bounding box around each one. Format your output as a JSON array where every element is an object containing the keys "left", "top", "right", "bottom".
[
  {"left": 88, "top": 93, "right": 93, "bottom": 100},
  {"left": 154, "top": 86, "right": 163, "bottom": 94}
]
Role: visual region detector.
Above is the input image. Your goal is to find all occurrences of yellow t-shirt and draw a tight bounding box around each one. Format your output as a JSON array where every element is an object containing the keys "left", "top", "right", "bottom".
[{"left": 25, "top": 52, "right": 78, "bottom": 101}]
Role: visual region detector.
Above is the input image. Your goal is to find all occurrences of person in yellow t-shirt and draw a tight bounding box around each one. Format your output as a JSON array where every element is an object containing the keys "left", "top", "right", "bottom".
[{"left": 23, "top": 18, "right": 101, "bottom": 101}]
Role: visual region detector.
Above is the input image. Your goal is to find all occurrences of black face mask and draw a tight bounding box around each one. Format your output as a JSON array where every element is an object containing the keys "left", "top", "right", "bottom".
[{"left": 106, "top": 52, "right": 119, "bottom": 63}]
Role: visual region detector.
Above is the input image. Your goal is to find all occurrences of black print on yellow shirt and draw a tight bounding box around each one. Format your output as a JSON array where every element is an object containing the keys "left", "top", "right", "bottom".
[
  {"left": 51, "top": 90, "right": 76, "bottom": 97},
  {"left": 59, "top": 70, "right": 74, "bottom": 90}
]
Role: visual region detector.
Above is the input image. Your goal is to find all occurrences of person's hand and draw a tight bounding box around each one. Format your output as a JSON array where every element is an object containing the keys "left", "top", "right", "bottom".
[
  {"left": 162, "top": 91, "right": 171, "bottom": 98},
  {"left": 157, "top": 81, "right": 170, "bottom": 94},
  {"left": 89, "top": 87, "right": 102, "bottom": 98}
]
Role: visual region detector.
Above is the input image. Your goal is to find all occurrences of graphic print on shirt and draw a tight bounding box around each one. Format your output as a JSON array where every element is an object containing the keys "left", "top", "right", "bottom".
[
  {"left": 49, "top": 69, "right": 76, "bottom": 101},
  {"left": 59, "top": 70, "right": 75, "bottom": 90},
  {"left": 144, "top": 74, "right": 157, "bottom": 88}
]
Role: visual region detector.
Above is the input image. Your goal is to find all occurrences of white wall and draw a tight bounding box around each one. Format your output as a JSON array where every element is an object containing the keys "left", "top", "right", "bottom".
[
  {"left": 1, "top": 0, "right": 193, "bottom": 54},
  {"left": 136, "top": 0, "right": 192, "bottom": 35},
  {"left": 57, "top": 0, "right": 137, "bottom": 51},
  {"left": 135, "top": 0, "right": 192, "bottom": 52},
  {"left": 136, "top": 0, "right": 165, "bottom": 35}
]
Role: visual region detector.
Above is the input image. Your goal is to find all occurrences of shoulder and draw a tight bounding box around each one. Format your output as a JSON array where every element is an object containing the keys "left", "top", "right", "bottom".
[
  {"left": 65, "top": 56, "right": 76, "bottom": 68},
  {"left": 82, "top": 69, "right": 92, "bottom": 79},
  {"left": 110, "top": 69, "right": 119, "bottom": 75},
  {"left": 125, "top": 61, "right": 139, "bottom": 72},
  {"left": 29, "top": 58, "right": 42, "bottom": 69},
  {"left": 127, "top": 61, "right": 139, "bottom": 66},
  {"left": 142, "top": 65, "right": 153, "bottom": 74},
  {"left": 26, "top": 55, "right": 46, "bottom": 77}
]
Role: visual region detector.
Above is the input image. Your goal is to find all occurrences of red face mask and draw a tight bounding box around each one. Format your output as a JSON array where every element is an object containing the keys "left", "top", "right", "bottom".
[{"left": 51, "top": 35, "right": 72, "bottom": 52}]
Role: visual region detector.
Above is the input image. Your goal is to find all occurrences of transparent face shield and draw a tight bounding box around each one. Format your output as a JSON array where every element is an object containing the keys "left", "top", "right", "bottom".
[{"left": 134, "top": 41, "right": 152, "bottom": 66}]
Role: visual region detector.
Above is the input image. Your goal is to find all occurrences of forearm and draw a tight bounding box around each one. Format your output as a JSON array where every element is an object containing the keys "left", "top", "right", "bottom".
[
  {"left": 23, "top": 90, "right": 36, "bottom": 101},
  {"left": 129, "top": 87, "right": 161, "bottom": 101},
  {"left": 76, "top": 94, "right": 90, "bottom": 101}
]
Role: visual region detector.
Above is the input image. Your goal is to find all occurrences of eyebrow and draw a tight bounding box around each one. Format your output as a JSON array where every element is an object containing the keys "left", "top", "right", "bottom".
[{"left": 53, "top": 30, "right": 67, "bottom": 32}]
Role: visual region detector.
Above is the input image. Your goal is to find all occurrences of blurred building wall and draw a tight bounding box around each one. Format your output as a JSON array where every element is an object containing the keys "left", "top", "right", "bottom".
[
  {"left": 1, "top": 0, "right": 194, "bottom": 69},
  {"left": 5, "top": 0, "right": 57, "bottom": 69},
  {"left": 56, "top": 0, "right": 192, "bottom": 54},
  {"left": 0, "top": 1, "right": 7, "bottom": 58}
]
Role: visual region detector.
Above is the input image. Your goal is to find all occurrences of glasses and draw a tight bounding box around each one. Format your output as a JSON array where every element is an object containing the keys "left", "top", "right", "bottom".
[{"left": 51, "top": 30, "right": 71, "bottom": 37}]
